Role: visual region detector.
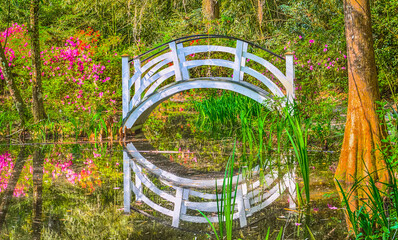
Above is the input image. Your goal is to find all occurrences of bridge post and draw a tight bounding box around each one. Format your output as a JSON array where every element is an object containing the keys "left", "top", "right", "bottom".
[
  {"left": 177, "top": 43, "right": 190, "bottom": 80},
  {"left": 236, "top": 185, "right": 248, "bottom": 227},
  {"left": 123, "top": 150, "right": 131, "bottom": 213},
  {"left": 233, "top": 40, "right": 248, "bottom": 81},
  {"left": 122, "top": 54, "right": 130, "bottom": 119},
  {"left": 133, "top": 59, "right": 142, "bottom": 105},
  {"left": 169, "top": 42, "right": 183, "bottom": 81},
  {"left": 285, "top": 52, "right": 295, "bottom": 103}
]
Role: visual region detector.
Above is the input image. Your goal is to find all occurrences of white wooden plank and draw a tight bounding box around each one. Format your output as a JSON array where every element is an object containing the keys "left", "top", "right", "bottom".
[
  {"left": 133, "top": 59, "right": 142, "bottom": 107},
  {"left": 142, "top": 70, "right": 176, "bottom": 99},
  {"left": 246, "top": 185, "right": 285, "bottom": 217},
  {"left": 134, "top": 162, "right": 143, "bottom": 202},
  {"left": 182, "top": 45, "right": 236, "bottom": 56},
  {"left": 183, "top": 59, "right": 235, "bottom": 69},
  {"left": 233, "top": 40, "right": 244, "bottom": 81},
  {"left": 285, "top": 53, "right": 295, "bottom": 103},
  {"left": 189, "top": 190, "right": 221, "bottom": 200},
  {"left": 140, "top": 52, "right": 173, "bottom": 74},
  {"left": 181, "top": 189, "right": 190, "bottom": 215},
  {"left": 172, "top": 188, "right": 183, "bottom": 227},
  {"left": 131, "top": 181, "right": 174, "bottom": 217},
  {"left": 131, "top": 161, "right": 176, "bottom": 202},
  {"left": 123, "top": 150, "right": 131, "bottom": 213},
  {"left": 241, "top": 183, "right": 251, "bottom": 213},
  {"left": 185, "top": 200, "right": 237, "bottom": 212},
  {"left": 250, "top": 183, "right": 284, "bottom": 205},
  {"left": 244, "top": 52, "right": 291, "bottom": 92},
  {"left": 169, "top": 42, "right": 182, "bottom": 81},
  {"left": 236, "top": 186, "right": 248, "bottom": 227},
  {"left": 180, "top": 212, "right": 240, "bottom": 223},
  {"left": 241, "top": 66, "right": 285, "bottom": 98},
  {"left": 141, "top": 59, "right": 173, "bottom": 84},
  {"left": 239, "top": 42, "right": 248, "bottom": 80},
  {"left": 177, "top": 43, "right": 190, "bottom": 80},
  {"left": 122, "top": 55, "right": 130, "bottom": 119},
  {"left": 129, "top": 67, "right": 175, "bottom": 109}
]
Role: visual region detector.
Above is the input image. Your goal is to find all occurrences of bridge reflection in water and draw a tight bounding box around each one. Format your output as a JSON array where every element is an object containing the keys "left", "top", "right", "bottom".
[{"left": 123, "top": 142, "right": 297, "bottom": 228}]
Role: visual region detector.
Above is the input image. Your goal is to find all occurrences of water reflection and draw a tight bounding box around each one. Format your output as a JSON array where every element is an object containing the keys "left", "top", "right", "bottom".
[
  {"left": 0, "top": 146, "right": 27, "bottom": 232},
  {"left": 123, "top": 142, "right": 297, "bottom": 228}
]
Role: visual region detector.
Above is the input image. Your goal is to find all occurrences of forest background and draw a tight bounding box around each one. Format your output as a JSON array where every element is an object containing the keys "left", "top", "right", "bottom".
[{"left": 0, "top": 0, "right": 397, "bottom": 140}]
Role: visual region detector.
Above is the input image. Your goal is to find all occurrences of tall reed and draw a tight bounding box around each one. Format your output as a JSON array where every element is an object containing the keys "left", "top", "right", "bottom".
[
  {"left": 198, "top": 144, "right": 239, "bottom": 240},
  {"left": 285, "top": 107, "right": 310, "bottom": 204}
]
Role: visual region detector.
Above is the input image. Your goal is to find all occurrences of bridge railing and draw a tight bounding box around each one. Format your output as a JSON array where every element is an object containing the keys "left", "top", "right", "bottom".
[
  {"left": 124, "top": 143, "right": 296, "bottom": 228},
  {"left": 122, "top": 36, "right": 294, "bottom": 120}
]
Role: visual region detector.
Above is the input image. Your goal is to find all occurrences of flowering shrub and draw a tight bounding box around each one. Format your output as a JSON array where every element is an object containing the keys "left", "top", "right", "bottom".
[{"left": 0, "top": 24, "right": 121, "bottom": 127}]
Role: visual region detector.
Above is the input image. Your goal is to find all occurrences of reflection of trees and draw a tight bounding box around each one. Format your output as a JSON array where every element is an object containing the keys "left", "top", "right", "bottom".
[
  {"left": 0, "top": 146, "right": 26, "bottom": 231},
  {"left": 32, "top": 148, "right": 44, "bottom": 240}
]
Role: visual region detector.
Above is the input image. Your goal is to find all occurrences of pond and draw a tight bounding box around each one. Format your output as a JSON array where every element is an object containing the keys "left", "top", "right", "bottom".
[{"left": 0, "top": 100, "right": 348, "bottom": 239}]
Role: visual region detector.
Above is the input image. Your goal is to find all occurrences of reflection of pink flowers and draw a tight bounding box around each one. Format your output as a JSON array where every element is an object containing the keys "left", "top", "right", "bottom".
[{"left": 327, "top": 204, "right": 338, "bottom": 210}]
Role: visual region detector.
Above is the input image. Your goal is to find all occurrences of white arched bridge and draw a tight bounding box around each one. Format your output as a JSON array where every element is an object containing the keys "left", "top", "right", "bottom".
[
  {"left": 121, "top": 35, "right": 295, "bottom": 129},
  {"left": 121, "top": 35, "right": 297, "bottom": 228}
]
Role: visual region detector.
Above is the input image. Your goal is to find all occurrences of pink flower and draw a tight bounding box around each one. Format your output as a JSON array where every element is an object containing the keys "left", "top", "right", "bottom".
[
  {"left": 299, "top": 36, "right": 302, "bottom": 39},
  {"left": 295, "top": 223, "right": 302, "bottom": 226},
  {"left": 309, "top": 39, "right": 314, "bottom": 44},
  {"left": 323, "top": 48, "right": 328, "bottom": 52}
]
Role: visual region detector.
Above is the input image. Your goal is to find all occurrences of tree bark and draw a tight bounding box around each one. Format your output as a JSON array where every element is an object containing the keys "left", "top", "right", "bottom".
[
  {"left": 0, "top": 45, "right": 28, "bottom": 125},
  {"left": 335, "top": 0, "right": 389, "bottom": 223},
  {"left": 257, "top": 0, "right": 264, "bottom": 36},
  {"left": 30, "top": 0, "right": 47, "bottom": 122},
  {"left": 202, "top": 0, "right": 220, "bottom": 20}
]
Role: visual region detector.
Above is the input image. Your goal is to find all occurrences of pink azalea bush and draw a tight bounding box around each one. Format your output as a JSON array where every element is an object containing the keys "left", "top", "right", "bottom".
[{"left": 0, "top": 24, "right": 121, "bottom": 124}]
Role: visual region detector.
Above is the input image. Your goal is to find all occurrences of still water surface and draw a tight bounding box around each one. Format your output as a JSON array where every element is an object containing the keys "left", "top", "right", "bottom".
[{"left": 0, "top": 114, "right": 347, "bottom": 239}]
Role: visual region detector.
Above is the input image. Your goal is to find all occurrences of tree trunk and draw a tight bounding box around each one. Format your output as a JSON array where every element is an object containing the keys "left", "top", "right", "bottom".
[
  {"left": 30, "top": 0, "right": 47, "bottom": 122},
  {"left": 335, "top": 0, "right": 389, "bottom": 225},
  {"left": 0, "top": 46, "right": 28, "bottom": 125},
  {"left": 257, "top": 0, "right": 263, "bottom": 36},
  {"left": 202, "top": 0, "right": 220, "bottom": 20}
]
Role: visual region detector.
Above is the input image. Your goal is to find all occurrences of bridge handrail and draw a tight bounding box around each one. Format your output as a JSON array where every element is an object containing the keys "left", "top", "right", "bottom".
[
  {"left": 130, "top": 34, "right": 285, "bottom": 63},
  {"left": 122, "top": 37, "right": 294, "bottom": 119}
]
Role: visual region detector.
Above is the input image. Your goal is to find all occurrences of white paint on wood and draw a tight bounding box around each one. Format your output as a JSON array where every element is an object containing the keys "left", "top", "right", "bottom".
[
  {"left": 123, "top": 150, "right": 131, "bottom": 213},
  {"left": 177, "top": 43, "right": 190, "bottom": 80},
  {"left": 183, "top": 59, "right": 235, "bottom": 69},
  {"left": 140, "top": 52, "right": 173, "bottom": 74},
  {"left": 122, "top": 55, "right": 130, "bottom": 119},
  {"left": 133, "top": 59, "right": 142, "bottom": 106},
  {"left": 236, "top": 186, "right": 247, "bottom": 227},
  {"left": 239, "top": 42, "right": 248, "bottom": 81},
  {"left": 141, "top": 59, "right": 172, "bottom": 85},
  {"left": 233, "top": 40, "right": 244, "bottom": 81},
  {"left": 169, "top": 42, "right": 182, "bottom": 81},
  {"left": 241, "top": 66, "right": 285, "bottom": 98},
  {"left": 285, "top": 53, "right": 295, "bottom": 103},
  {"left": 131, "top": 181, "right": 174, "bottom": 217},
  {"left": 182, "top": 45, "right": 236, "bottom": 56},
  {"left": 172, "top": 188, "right": 183, "bottom": 227},
  {"left": 244, "top": 52, "right": 291, "bottom": 93}
]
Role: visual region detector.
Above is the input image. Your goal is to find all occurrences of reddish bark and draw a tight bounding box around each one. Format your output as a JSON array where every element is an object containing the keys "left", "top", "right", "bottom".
[{"left": 335, "top": 0, "right": 390, "bottom": 229}]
